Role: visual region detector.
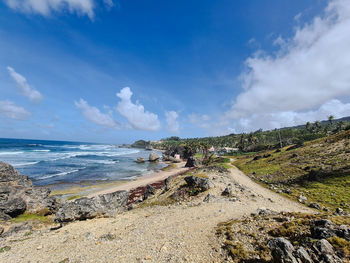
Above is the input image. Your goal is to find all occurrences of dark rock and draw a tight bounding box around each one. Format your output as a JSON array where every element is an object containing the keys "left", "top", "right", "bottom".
[
  {"left": 283, "top": 189, "right": 293, "bottom": 194},
  {"left": 335, "top": 207, "right": 345, "bottom": 215},
  {"left": 0, "top": 226, "right": 4, "bottom": 236},
  {"left": 309, "top": 203, "right": 321, "bottom": 210},
  {"left": 1, "top": 197, "right": 27, "bottom": 217},
  {"left": 184, "top": 176, "right": 212, "bottom": 191},
  {"left": 268, "top": 237, "right": 298, "bottom": 263},
  {"left": 55, "top": 191, "right": 128, "bottom": 223},
  {"left": 221, "top": 187, "right": 232, "bottom": 197},
  {"left": 335, "top": 225, "right": 350, "bottom": 241},
  {"left": 294, "top": 247, "right": 313, "bottom": 263},
  {"left": 185, "top": 157, "right": 197, "bottom": 168},
  {"left": 310, "top": 219, "right": 335, "bottom": 239},
  {"left": 164, "top": 177, "right": 172, "bottom": 191},
  {"left": 143, "top": 184, "right": 155, "bottom": 200},
  {"left": 253, "top": 155, "right": 262, "bottom": 161},
  {"left": 149, "top": 152, "right": 160, "bottom": 162}
]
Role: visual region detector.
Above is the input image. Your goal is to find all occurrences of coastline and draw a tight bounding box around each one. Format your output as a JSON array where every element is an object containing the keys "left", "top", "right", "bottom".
[
  {"left": 87, "top": 161, "right": 188, "bottom": 198},
  {"left": 49, "top": 161, "right": 189, "bottom": 199}
]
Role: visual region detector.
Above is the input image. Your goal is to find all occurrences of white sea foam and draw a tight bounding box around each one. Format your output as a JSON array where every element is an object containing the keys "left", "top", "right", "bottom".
[
  {"left": 0, "top": 151, "right": 24, "bottom": 155},
  {"left": 39, "top": 169, "right": 79, "bottom": 180},
  {"left": 12, "top": 161, "right": 40, "bottom": 167}
]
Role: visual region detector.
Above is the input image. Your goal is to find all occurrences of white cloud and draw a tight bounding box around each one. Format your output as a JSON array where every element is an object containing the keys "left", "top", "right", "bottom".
[
  {"left": 116, "top": 87, "right": 161, "bottom": 131},
  {"left": 189, "top": 114, "right": 211, "bottom": 129},
  {"left": 223, "top": 0, "right": 350, "bottom": 132},
  {"left": 2, "top": 0, "right": 112, "bottom": 19},
  {"left": 7, "top": 66, "right": 43, "bottom": 104},
  {"left": 0, "top": 100, "right": 31, "bottom": 120},
  {"left": 165, "top": 111, "right": 179, "bottom": 133},
  {"left": 75, "top": 98, "right": 120, "bottom": 128},
  {"left": 226, "top": 99, "right": 350, "bottom": 133}
]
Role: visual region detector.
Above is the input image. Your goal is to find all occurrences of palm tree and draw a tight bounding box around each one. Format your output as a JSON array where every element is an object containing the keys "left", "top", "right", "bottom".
[
  {"left": 305, "top": 122, "right": 312, "bottom": 132},
  {"left": 328, "top": 115, "right": 335, "bottom": 126},
  {"left": 314, "top": 121, "right": 321, "bottom": 131}
]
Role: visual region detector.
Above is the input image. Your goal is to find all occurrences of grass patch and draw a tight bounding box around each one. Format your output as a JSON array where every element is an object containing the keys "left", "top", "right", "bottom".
[
  {"left": 24, "top": 231, "right": 33, "bottom": 236},
  {"left": 233, "top": 130, "right": 350, "bottom": 212},
  {"left": 66, "top": 195, "right": 83, "bottom": 200},
  {"left": 11, "top": 213, "right": 52, "bottom": 223},
  {"left": 0, "top": 246, "right": 11, "bottom": 253},
  {"left": 161, "top": 163, "right": 177, "bottom": 171},
  {"left": 328, "top": 236, "right": 350, "bottom": 257}
]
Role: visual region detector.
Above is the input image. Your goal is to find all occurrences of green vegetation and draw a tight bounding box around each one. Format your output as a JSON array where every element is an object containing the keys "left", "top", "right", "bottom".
[
  {"left": 152, "top": 116, "right": 350, "bottom": 154},
  {"left": 0, "top": 246, "right": 11, "bottom": 253},
  {"left": 11, "top": 212, "right": 52, "bottom": 223},
  {"left": 131, "top": 139, "right": 151, "bottom": 148},
  {"left": 233, "top": 130, "right": 350, "bottom": 212},
  {"left": 24, "top": 231, "right": 33, "bottom": 236},
  {"left": 161, "top": 163, "right": 177, "bottom": 171},
  {"left": 66, "top": 195, "right": 83, "bottom": 200}
]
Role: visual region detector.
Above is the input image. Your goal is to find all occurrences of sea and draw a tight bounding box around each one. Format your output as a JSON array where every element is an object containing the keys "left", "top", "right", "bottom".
[{"left": 0, "top": 138, "right": 165, "bottom": 189}]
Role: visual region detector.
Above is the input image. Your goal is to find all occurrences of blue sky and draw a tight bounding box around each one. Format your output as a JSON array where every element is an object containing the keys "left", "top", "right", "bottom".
[{"left": 1, "top": 0, "right": 350, "bottom": 143}]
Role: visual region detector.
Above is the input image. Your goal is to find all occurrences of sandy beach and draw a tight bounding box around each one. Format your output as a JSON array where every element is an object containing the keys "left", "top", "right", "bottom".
[{"left": 87, "top": 161, "right": 189, "bottom": 198}]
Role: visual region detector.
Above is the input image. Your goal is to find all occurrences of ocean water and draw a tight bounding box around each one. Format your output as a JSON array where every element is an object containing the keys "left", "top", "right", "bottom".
[{"left": 0, "top": 138, "right": 165, "bottom": 188}]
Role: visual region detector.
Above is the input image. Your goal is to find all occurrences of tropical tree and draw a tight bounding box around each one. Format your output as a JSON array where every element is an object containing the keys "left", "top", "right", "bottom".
[{"left": 328, "top": 115, "right": 335, "bottom": 126}]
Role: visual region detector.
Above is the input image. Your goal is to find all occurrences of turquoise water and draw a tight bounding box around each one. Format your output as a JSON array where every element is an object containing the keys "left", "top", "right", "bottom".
[{"left": 0, "top": 138, "right": 164, "bottom": 187}]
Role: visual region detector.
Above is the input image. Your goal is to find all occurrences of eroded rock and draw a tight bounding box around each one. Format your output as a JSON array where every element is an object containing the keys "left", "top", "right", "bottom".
[{"left": 55, "top": 191, "right": 129, "bottom": 223}]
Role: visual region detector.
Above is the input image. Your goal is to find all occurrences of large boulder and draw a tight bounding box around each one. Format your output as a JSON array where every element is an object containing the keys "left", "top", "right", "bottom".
[
  {"left": 135, "top": 157, "right": 146, "bottom": 163},
  {"left": 268, "top": 237, "right": 298, "bottom": 263},
  {"left": 0, "top": 162, "right": 58, "bottom": 219},
  {"left": 55, "top": 190, "right": 129, "bottom": 223},
  {"left": 185, "top": 157, "right": 198, "bottom": 167},
  {"left": 184, "top": 175, "right": 213, "bottom": 191},
  {"left": 149, "top": 152, "right": 160, "bottom": 162}
]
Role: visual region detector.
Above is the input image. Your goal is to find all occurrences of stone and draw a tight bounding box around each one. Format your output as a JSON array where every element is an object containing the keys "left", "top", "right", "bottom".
[
  {"left": 310, "top": 219, "right": 335, "bottom": 239},
  {"left": 0, "top": 226, "right": 4, "bottom": 236},
  {"left": 184, "top": 176, "right": 213, "bottom": 191},
  {"left": 294, "top": 247, "right": 313, "bottom": 263},
  {"left": 135, "top": 157, "right": 146, "bottom": 163},
  {"left": 149, "top": 152, "right": 160, "bottom": 162},
  {"left": 221, "top": 187, "right": 232, "bottom": 196},
  {"left": 309, "top": 203, "right": 321, "bottom": 210},
  {"left": 2, "top": 223, "right": 32, "bottom": 237},
  {"left": 203, "top": 194, "right": 216, "bottom": 202},
  {"left": 55, "top": 190, "right": 129, "bottom": 223},
  {"left": 0, "top": 162, "right": 59, "bottom": 219},
  {"left": 335, "top": 225, "right": 350, "bottom": 241},
  {"left": 268, "top": 237, "right": 298, "bottom": 263},
  {"left": 335, "top": 207, "right": 345, "bottom": 215},
  {"left": 312, "top": 239, "right": 342, "bottom": 262},
  {"left": 143, "top": 185, "right": 155, "bottom": 200},
  {"left": 298, "top": 195, "right": 307, "bottom": 203},
  {"left": 185, "top": 157, "right": 197, "bottom": 168}
]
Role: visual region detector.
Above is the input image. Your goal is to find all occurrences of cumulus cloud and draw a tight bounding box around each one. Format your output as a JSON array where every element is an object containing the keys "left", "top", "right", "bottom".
[
  {"left": 223, "top": 0, "right": 350, "bottom": 132},
  {"left": 7, "top": 66, "right": 43, "bottom": 104},
  {"left": 165, "top": 111, "right": 179, "bottom": 133},
  {"left": 116, "top": 87, "right": 161, "bottom": 131},
  {"left": 0, "top": 100, "right": 31, "bottom": 120},
  {"left": 3, "top": 0, "right": 113, "bottom": 18},
  {"left": 75, "top": 98, "right": 120, "bottom": 129},
  {"left": 189, "top": 114, "right": 211, "bottom": 129}
]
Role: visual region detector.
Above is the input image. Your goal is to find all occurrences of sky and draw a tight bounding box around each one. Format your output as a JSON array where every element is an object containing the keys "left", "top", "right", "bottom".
[{"left": 1, "top": 0, "right": 350, "bottom": 143}]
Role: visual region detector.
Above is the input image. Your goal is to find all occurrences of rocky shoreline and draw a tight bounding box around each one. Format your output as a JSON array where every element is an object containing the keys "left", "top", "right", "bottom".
[{"left": 0, "top": 159, "right": 349, "bottom": 262}]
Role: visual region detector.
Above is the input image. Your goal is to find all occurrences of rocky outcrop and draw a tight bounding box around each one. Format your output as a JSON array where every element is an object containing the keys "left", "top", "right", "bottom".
[
  {"left": 149, "top": 152, "right": 160, "bottom": 162},
  {"left": 55, "top": 191, "right": 129, "bottom": 223},
  {"left": 162, "top": 154, "right": 181, "bottom": 163},
  {"left": 268, "top": 237, "right": 298, "bottom": 263},
  {"left": 185, "top": 157, "right": 198, "bottom": 167},
  {"left": 135, "top": 157, "right": 146, "bottom": 163},
  {"left": 0, "top": 162, "right": 58, "bottom": 219},
  {"left": 184, "top": 175, "right": 213, "bottom": 191}
]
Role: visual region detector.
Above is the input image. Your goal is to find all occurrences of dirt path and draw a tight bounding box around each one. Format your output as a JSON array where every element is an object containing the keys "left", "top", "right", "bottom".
[{"left": 0, "top": 166, "right": 312, "bottom": 263}]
